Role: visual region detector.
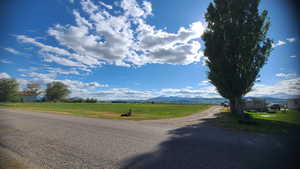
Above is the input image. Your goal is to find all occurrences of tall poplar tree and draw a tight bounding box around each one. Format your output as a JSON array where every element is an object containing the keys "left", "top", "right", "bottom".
[{"left": 202, "top": 0, "right": 272, "bottom": 114}]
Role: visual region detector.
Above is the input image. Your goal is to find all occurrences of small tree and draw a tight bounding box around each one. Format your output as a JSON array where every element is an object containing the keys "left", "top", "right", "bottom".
[
  {"left": 202, "top": 0, "right": 272, "bottom": 114},
  {"left": 45, "top": 82, "right": 70, "bottom": 102},
  {"left": 25, "top": 82, "right": 42, "bottom": 96},
  {"left": 0, "top": 78, "right": 19, "bottom": 102}
]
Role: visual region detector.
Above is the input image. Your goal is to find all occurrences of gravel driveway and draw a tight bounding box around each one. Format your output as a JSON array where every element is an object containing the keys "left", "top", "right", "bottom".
[{"left": 0, "top": 107, "right": 298, "bottom": 169}]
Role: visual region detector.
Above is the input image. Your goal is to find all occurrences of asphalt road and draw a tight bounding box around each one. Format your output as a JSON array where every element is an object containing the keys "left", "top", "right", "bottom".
[{"left": 0, "top": 107, "right": 298, "bottom": 169}]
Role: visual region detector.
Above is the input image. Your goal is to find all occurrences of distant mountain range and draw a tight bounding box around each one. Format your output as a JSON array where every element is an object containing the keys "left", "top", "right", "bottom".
[
  {"left": 147, "top": 96, "right": 227, "bottom": 104},
  {"left": 146, "top": 96, "right": 288, "bottom": 104},
  {"left": 105, "top": 96, "right": 289, "bottom": 104}
]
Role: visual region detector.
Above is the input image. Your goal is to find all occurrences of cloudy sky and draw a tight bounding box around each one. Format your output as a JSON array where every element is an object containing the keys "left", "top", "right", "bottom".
[{"left": 0, "top": 0, "right": 300, "bottom": 100}]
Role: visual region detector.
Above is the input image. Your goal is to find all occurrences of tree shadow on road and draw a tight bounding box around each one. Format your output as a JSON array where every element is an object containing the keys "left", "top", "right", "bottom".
[{"left": 121, "top": 113, "right": 300, "bottom": 169}]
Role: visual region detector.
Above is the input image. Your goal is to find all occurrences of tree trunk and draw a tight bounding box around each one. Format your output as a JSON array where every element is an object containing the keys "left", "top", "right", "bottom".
[{"left": 230, "top": 96, "right": 243, "bottom": 115}]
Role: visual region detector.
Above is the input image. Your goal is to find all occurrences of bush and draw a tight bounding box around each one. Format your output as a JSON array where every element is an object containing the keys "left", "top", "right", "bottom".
[{"left": 85, "top": 98, "right": 97, "bottom": 103}]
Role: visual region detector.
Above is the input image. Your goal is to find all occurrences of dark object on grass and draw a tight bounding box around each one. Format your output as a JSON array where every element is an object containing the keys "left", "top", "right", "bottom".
[
  {"left": 268, "top": 103, "right": 281, "bottom": 110},
  {"left": 238, "top": 113, "right": 257, "bottom": 125},
  {"left": 121, "top": 109, "right": 132, "bottom": 117}
]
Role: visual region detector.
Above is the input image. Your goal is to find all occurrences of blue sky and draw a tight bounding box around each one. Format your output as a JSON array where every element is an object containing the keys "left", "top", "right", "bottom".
[{"left": 0, "top": 0, "right": 299, "bottom": 100}]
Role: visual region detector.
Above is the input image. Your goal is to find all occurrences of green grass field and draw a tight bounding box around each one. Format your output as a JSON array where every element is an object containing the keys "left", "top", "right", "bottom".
[
  {"left": 215, "top": 109, "right": 300, "bottom": 135},
  {"left": 0, "top": 103, "right": 211, "bottom": 120},
  {"left": 247, "top": 110, "right": 300, "bottom": 125}
]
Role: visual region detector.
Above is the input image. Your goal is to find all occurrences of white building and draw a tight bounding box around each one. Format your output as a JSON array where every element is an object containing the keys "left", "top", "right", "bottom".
[{"left": 287, "top": 98, "right": 300, "bottom": 110}]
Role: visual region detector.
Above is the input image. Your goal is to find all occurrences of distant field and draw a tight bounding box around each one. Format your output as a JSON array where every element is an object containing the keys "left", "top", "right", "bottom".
[{"left": 0, "top": 103, "right": 211, "bottom": 120}]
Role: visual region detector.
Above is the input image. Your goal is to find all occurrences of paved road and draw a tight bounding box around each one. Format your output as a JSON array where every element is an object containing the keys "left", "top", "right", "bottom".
[{"left": 0, "top": 107, "right": 298, "bottom": 169}]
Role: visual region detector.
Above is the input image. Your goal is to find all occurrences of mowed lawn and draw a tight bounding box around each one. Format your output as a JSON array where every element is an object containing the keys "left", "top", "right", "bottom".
[
  {"left": 248, "top": 110, "right": 300, "bottom": 125},
  {"left": 215, "top": 109, "right": 300, "bottom": 135},
  {"left": 0, "top": 103, "right": 211, "bottom": 120}
]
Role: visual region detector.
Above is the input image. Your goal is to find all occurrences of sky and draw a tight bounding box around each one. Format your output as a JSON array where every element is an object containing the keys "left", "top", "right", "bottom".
[{"left": 0, "top": 0, "right": 300, "bottom": 100}]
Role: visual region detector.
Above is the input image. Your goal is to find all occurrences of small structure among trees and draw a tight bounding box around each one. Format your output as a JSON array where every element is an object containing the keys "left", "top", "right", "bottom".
[{"left": 17, "top": 91, "right": 39, "bottom": 102}]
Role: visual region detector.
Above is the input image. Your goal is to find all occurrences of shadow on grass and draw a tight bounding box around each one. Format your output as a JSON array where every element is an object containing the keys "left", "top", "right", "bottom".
[{"left": 121, "top": 112, "right": 300, "bottom": 169}]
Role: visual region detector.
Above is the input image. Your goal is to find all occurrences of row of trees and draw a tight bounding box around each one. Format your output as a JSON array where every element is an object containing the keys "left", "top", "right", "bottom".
[{"left": 0, "top": 79, "right": 71, "bottom": 102}]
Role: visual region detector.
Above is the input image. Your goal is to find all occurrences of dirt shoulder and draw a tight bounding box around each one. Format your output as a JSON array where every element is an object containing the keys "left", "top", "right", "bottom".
[
  {"left": 137, "top": 106, "right": 222, "bottom": 127},
  {"left": 0, "top": 146, "right": 40, "bottom": 169}
]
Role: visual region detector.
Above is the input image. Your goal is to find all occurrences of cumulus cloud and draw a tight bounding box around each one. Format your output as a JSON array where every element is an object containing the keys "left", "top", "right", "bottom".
[
  {"left": 272, "top": 40, "right": 286, "bottom": 48},
  {"left": 2, "top": 47, "right": 21, "bottom": 55},
  {"left": 272, "top": 37, "right": 296, "bottom": 48},
  {"left": 247, "top": 77, "right": 300, "bottom": 97},
  {"left": 0, "top": 72, "right": 10, "bottom": 79},
  {"left": 16, "top": 0, "right": 204, "bottom": 69},
  {"left": 159, "top": 86, "right": 219, "bottom": 98},
  {"left": 275, "top": 73, "right": 297, "bottom": 78},
  {"left": 287, "top": 37, "right": 296, "bottom": 43}
]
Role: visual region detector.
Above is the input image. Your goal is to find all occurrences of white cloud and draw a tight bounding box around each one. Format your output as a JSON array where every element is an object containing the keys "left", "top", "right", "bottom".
[
  {"left": 46, "top": 67, "right": 80, "bottom": 75},
  {"left": 0, "top": 72, "right": 10, "bottom": 79},
  {"left": 275, "top": 73, "right": 297, "bottom": 78},
  {"left": 201, "top": 56, "right": 209, "bottom": 66},
  {"left": 159, "top": 86, "right": 219, "bottom": 98},
  {"left": 121, "top": 0, "right": 147, "bottom": 18},
  {"left": 0, "top": 59, "right": 12, "bottom": 64},
  {"left": 92, "top": 88, "right": 153, "bottom": 100},
  {"left": 17, "top": 35, "right": 100, "bottom": 68},
  {"left": 3, "top": 47, "right": 21, "bottom": 55},
  {"left": 42, "top": 53, "right": 85, "bottom": 67},
  {"left": 272, "top": 40, "right": 286, "bottom": 48},
  {"left": 99, "top": 1, "right": 112, "bottom": 9},
  {"left": 290, "top": 55, "right": 296, "bottom": 58},
  {"left": 199, "top": 80, "right": 210, "bottom": 86},
  {"left": 20, "top": 71, "right": 108, "bottom": 96},
  {"left": 287, "top": 37, "right": 296, "bottom": 43},
  {"left": 142, "top": 1, "right": 152, "bottom": 16},
  {"left": 16, "top": 78, "right": 29, "bottom": 86},
  {"left": 247, "top": 77, "right": 300, "bottom": 97},
  {"left": 16, "top": 0, "right": 204, "bottom": 68}
]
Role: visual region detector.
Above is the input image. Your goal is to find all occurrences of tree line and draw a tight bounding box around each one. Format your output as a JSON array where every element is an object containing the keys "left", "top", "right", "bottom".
[{"left": 0, "top": 78, "right": 97, "bottom": 103}]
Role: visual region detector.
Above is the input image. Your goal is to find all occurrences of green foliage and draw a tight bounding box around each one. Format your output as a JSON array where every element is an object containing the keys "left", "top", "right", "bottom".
[
  {"left": 24, "top": 82, "right": 42, "bottom": 96},
  {"left": 65, "top": 97, "right": 97, "bottom": 103},
  {"left": 202, "top": 0, "right": 272, "bottom": 113},
  {"left": 85, "top": 98, "right": 97, "bottom": 103},
  {"left": 45, "top": 82, "right": 70, "bottom": 102},
  {"left": 0, "top": 78, "right": 19, "bottom": 102}
]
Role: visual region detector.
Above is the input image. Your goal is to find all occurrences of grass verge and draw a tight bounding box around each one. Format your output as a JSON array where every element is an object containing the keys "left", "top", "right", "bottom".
[
  {"left": 0, "top": 102, "right": 211, "bottom": 120},
  {"left": 213, "top": 108, "right": 300, "bottom": 135}
]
